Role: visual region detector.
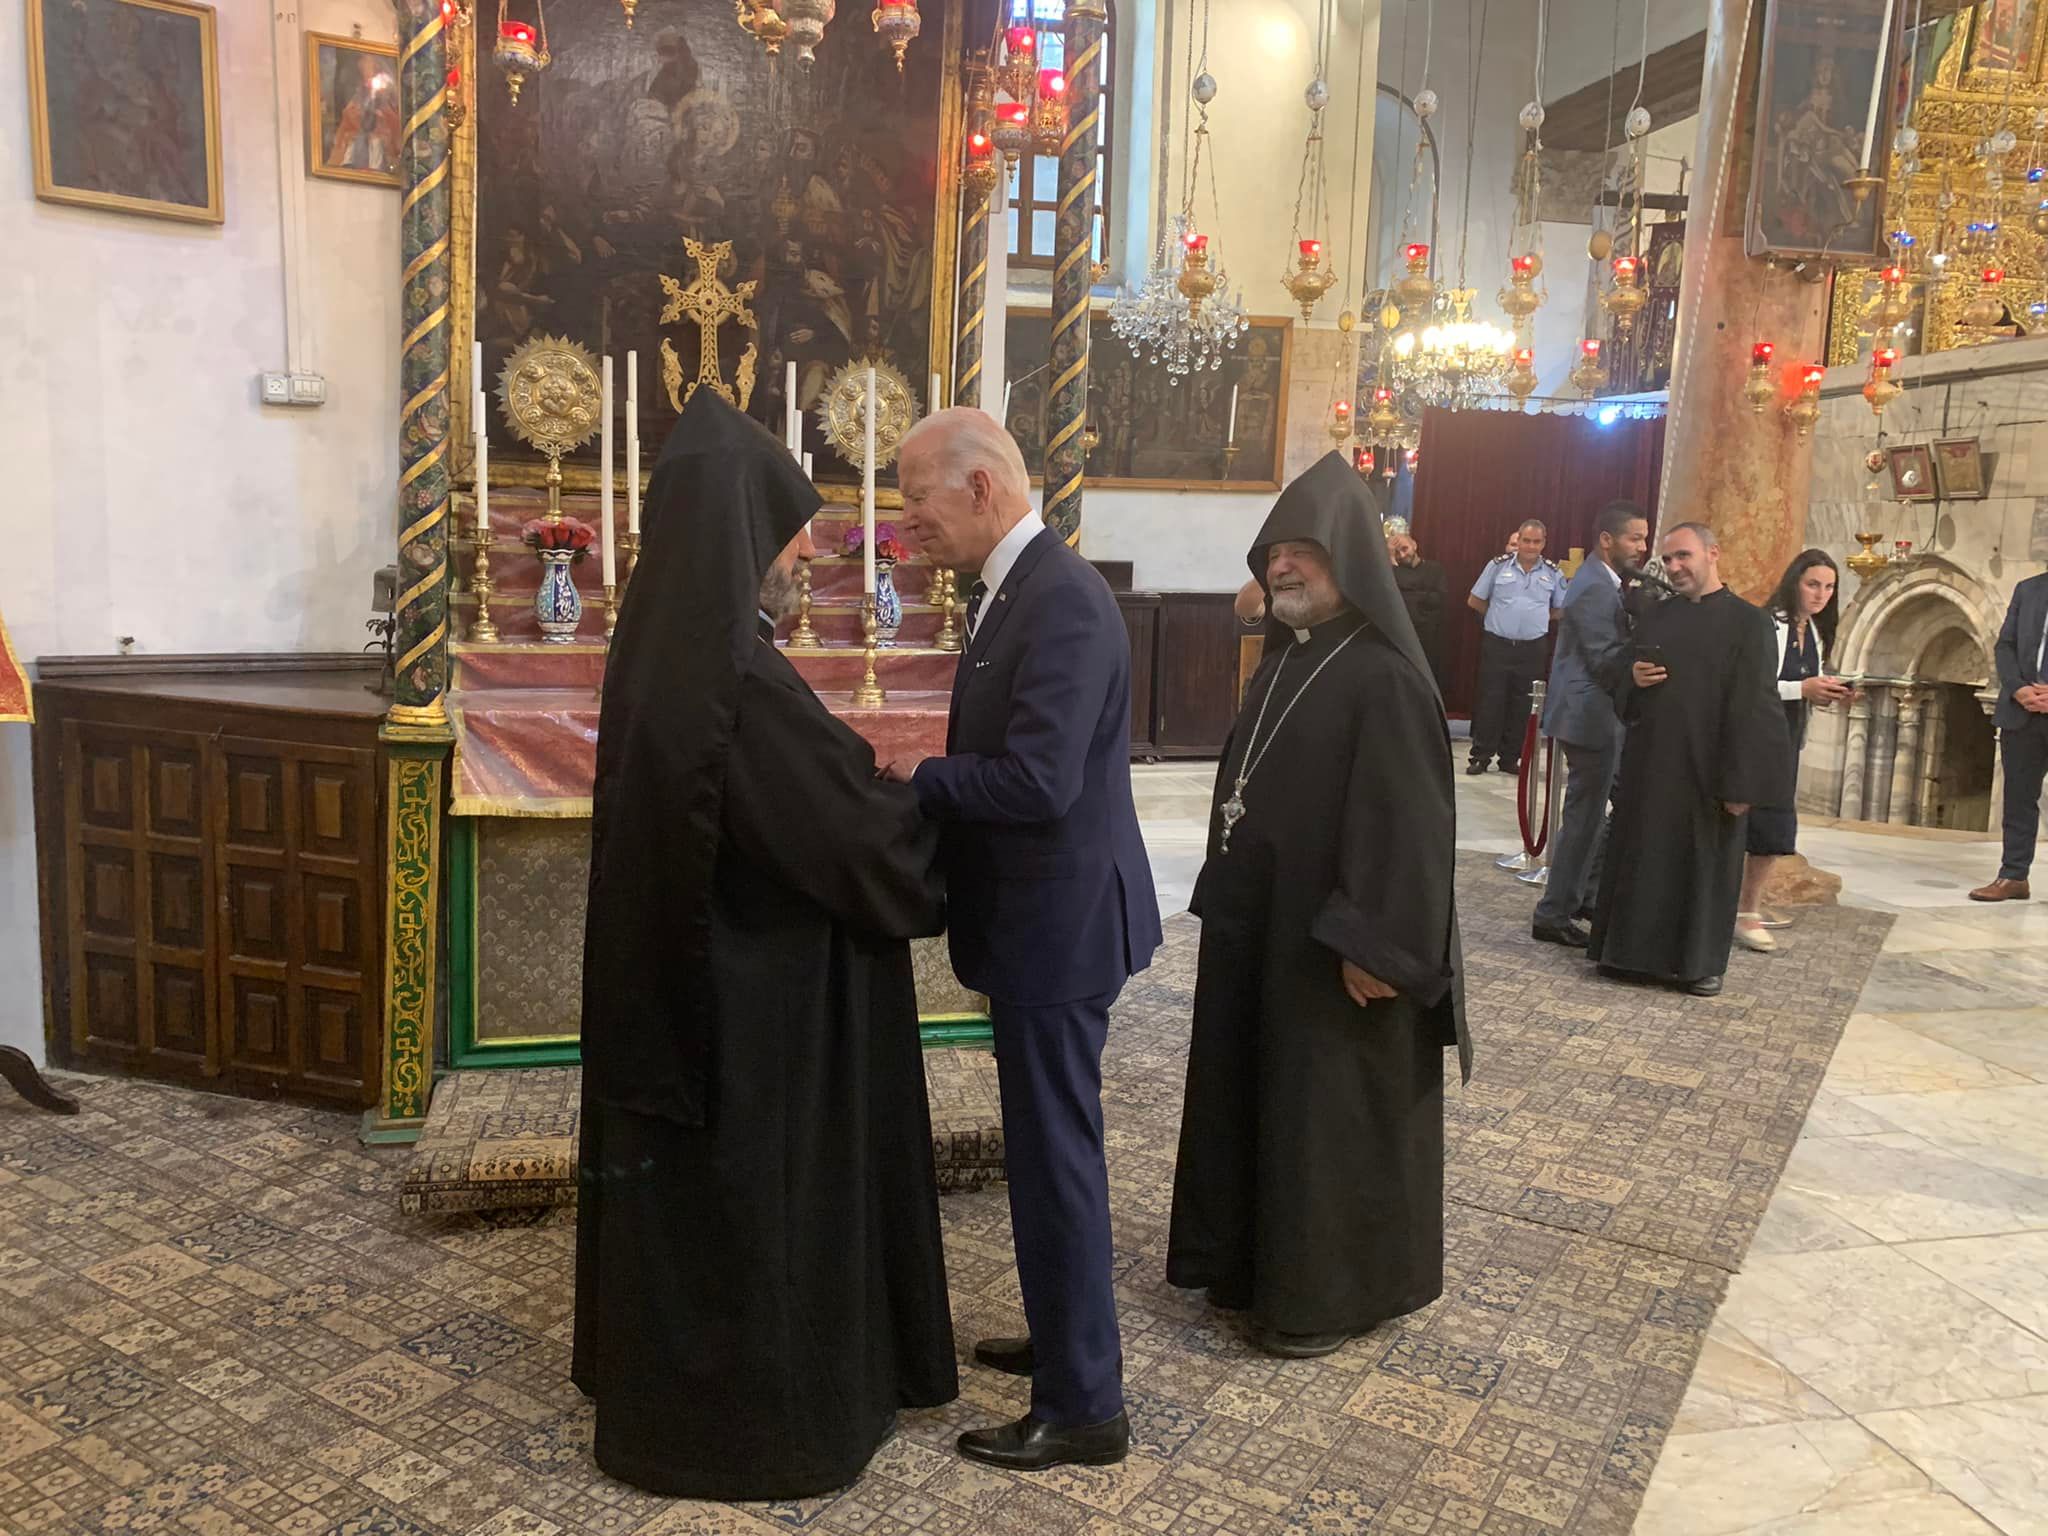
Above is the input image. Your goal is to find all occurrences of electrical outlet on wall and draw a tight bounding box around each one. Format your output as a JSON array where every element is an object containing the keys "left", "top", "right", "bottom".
[{"left": 260, "top": 372, "right": 291, "bottom": 405}]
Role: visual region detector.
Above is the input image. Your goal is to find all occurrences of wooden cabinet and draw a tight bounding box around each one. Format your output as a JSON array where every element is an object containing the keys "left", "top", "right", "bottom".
[
  {"left": 1118, "top": 591, "right": 1242, "bottom": 760},
  {"left": 36, "top": 662, "right": 392, "bottom": 1108}
]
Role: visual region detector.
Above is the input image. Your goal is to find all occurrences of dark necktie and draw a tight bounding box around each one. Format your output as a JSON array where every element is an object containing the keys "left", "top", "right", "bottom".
[{"left": 964, "top": 578, "right": 989, "bottom": 639}]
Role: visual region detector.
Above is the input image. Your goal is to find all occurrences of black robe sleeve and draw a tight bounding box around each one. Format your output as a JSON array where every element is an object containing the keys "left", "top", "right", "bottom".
[
  {"left": 723, "top": 657, "right": 946, "bottom": 940},
  {"left": 1715, "top": 600, "right": 1796, "bottom": 808},
  {"left": 1307, "top": 652, "right": 1456, "bottom": 1005}
]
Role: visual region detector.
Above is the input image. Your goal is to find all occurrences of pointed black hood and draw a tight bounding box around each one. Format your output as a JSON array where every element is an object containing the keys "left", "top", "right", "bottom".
[
  {"left": 582, "top": 388, "right": 821, "bottom": 1126},
  {"left": 1249, "top": 450, "right": 1435, "bottom": 694}
]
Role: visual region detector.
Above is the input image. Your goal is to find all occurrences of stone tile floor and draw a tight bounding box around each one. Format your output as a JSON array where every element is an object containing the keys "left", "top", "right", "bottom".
[{"left": 1132, "top": 761, "right": 2048, "bottom": 1536}]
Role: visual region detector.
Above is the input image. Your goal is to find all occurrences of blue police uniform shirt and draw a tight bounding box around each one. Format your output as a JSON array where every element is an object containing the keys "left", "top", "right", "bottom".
[{"left": 1471, "top": 554, "right": 1565, "bottom": 641}]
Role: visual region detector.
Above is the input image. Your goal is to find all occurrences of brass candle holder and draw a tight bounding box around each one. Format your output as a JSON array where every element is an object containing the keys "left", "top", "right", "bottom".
[
  {"left": 934, "top": 568, "right": 963, "bottom": 653},
  {"left": 1220, "top": 442, "right": 1240, "bottom": 479},
  {"left": 602, "top": 582, "right": 618, "bottom": 641},
  {"left": 790, "top": 561, "right": 820, "bottom": 647},
  {"left": 471, "top": 528, "right": 501, "bottom": 643},
  {"left": 620, "top": 527, "right": 640, "bottom": 583},
  {"left": 853, "top": 595, "right": 887, "bottom": 707}
]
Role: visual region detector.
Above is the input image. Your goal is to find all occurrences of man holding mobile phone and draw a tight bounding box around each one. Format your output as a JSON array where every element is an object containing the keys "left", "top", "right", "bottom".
[{"left": 1587, "top": 523, "right": 1794, "bottom": 997}]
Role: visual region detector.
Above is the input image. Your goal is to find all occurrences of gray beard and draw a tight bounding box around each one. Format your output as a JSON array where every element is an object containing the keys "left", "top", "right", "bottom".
[
  {"left": 1269, "top": 589, "right": 1315, "bottom": 628},
  {"left": 759, "top": 566, "right": 800, "bottom": 621}
]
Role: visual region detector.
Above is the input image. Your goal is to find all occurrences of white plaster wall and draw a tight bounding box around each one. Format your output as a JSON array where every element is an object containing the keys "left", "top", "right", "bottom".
[{"left": 0, "top": 0, "right": 401, "bottom": 1064}]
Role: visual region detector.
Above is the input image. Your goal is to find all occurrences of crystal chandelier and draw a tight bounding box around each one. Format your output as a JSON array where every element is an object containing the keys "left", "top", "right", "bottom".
[
  {"left": 1386, "top": 292, "right": 1512, "bottom": 409},
  {"left": 1109, "top": 0, "right": 1245, "bottom": 380},
  {"left": 1111, "top": 213, "right": 1248, "bottom": 379}
]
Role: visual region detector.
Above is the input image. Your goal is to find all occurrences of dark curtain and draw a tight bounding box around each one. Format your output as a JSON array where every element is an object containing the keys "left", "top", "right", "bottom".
[{"left": 1410, "top": 409, "right": 1666, "bottom": 720}]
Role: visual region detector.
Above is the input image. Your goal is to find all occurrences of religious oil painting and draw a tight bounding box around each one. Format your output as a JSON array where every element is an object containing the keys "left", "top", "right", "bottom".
[
  {"left": 1746, "top": 0, "right": 1900, "bottom": 260},
  {"left": 1932, "top": 435, "right": 1988, "bottom": 498},
  {"left": 1003, "top": 310, "right": 1292, "bottom": 490},
  {"left": 26, "top": 0, "right": 223, "bottom": 224},
  {"left": 469, "top": 0, "right": 956, "bottom": 483},
  {"left": 1888, "top": 441, "right": 1937, "bottom": 501},
  {"left": 307, "top": 33, "right": 401, "bottom": 187},
  {"left": 1964, "top": 0, "right": 2045, "bottom": 80}
]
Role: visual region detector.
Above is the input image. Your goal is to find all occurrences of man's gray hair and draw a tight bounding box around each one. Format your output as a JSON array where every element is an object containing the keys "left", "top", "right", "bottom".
[
  {"left": 901, "top": 407, "right": 1031, "bottom": 502},
  {"left": 1518, "top": 518, "right": 1547, "bottom": 536},
  {"left": 1665, "top": 520, "right": 1717, "bottom": 549}
]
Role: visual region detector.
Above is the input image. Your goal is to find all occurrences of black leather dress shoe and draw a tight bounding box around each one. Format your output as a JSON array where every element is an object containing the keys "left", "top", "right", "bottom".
[
  {"left": 1684, "top": 974, "right": 1724, "bottom": 997},
  {"left": 1255, "top": 1326, "right": 1357, "bottom": 1359},
  {"left": 958, "top": 1411, "right": 1130, "bottom": 1471},
  {"left": 1465, "top": 759, "right": 1490, "bottom": 775},
  {"left": 972, "top": 1337, "right": 1033, "bottom": 1376},
  {"left": 1531, "top": 919, "right": 1589, "bottom": 948}
]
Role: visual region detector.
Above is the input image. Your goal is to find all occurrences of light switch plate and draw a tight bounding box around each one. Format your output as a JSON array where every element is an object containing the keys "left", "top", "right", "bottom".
[{"left": 288, "top": 373, "right": 327, "bottom": 405}]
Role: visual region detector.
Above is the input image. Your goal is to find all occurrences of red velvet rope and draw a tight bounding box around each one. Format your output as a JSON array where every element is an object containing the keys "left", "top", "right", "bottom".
[{"left": 1515, "top": 715, "right": 1555, "bottom": 856}]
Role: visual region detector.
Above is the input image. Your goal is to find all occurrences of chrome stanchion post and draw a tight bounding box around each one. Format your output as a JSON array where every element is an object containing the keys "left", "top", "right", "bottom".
[{"left": 1517, "top": 730, "right": 1566, "bottom": 887}]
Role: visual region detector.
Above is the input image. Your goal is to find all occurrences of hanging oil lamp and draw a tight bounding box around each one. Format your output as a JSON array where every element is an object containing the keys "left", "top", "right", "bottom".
[
  {"left": 1568, "top": 338, "right": 1608, "bottom": 399},
  {"left": 1743, "top": 340, "right": 1777, "bottom": 414},
  {"left": 1282, "top": 239, "right": 1337, "bottom": 321},
  {"left": 1504, "top": 345, "right": 1538, "bottom": 402},
  {"left": 1178, "top": 230, "right": 1219, "bottom": 321},
  {"left": 1601, "top": 255, "right": 1648, "bottom": 336},
  {"left": 736, "top": 0, "right": 790, "bottom": 55},
  {"left": 1327, "top": 398, "right": 1352, "bottom": 445},
  {"left": 1497, "top": 253, "right": 1543, "bottom": 327},
  {"left": 962, "top": 129, "right": 998, "bottom": 205},
  {"left": 1962, "top": 265, "right": 2007, "bottom": 331},
  {"left": 991, "top": 101, "right": 1031, "bottom": 168},
  {"left": 492, "top": 0, "right": 549, "bottom": 105},
  {"left": 1031, "top": 69, "right": 1067, "bottom": 157},
  {"left": 781, "top": 0, "right": 836, "bottom": 65},
  {"left": 1784, "top": 363, "right": 1825, "bottom": 437},
  {"left": 1392, "top": 242, "right": 1435, "bottom": 317},
  {"left": 1864, "top": 346, "right": 1902, "bottom": 417},
  {"left": 998, "top": 22, "right": 1036, "bottom": 101},
  {"left": 1364, "top": 385, "right": 1404, "bottom": 441},
  {"left": 872, "top": 0, "right": 919, "bottom": 73}
]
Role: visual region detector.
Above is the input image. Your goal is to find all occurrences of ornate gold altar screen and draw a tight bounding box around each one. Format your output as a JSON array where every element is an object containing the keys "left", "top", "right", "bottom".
[{"left": 1829, "top": 8, "right": 2048, "bottom": 365}]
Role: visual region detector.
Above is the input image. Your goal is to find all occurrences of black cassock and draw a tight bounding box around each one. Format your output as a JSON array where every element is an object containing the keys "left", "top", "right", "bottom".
[
  {"left": 1168, "top": 454, "right": 1467, "bottom": 1338},
  {"left": 573, "top": 392, "right": 955, "bottom": 1500},
  {"left": 1590, "top": 586, "right": 1792, "bottom": 984}
]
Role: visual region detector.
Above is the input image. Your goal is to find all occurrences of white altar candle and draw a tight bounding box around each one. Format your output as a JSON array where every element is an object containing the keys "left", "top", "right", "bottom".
[
  {"left": 1859, "top": 0, "right": 1898, "bottom": 168},
  {"left": 862, "top": 367, "right": 878, "bottom": 595},
  {"left": 930, "top": 371, "right": 943, "bottom": 416},
  {"left": 1001, "top": 378, "right": 1013, "bottom": 421},
  {"left": 600, "top": 356, "right": 617, "bottom": 588},
  {"left": 472, "top": 340, "right": 483, "bottom": 405},
  {"left": 786, "top": 360, "right": 800, "bottom": 455},
  {"left": 1227, "top": 384, "right": 1239, "bottom": 444},
  {"left": 625, "top": 350, "right": 640, "bottom": 538},
  {"left": 474, "top": 390, "right": 489, "bottom": 532}
]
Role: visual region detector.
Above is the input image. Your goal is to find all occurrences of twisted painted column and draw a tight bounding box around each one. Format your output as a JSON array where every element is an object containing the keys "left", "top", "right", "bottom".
[
  {"left": 370, "top": 0, "right": 457, "bottom": 1142},
  {"left": 1042, "top": 0, "right": 1105, "bottom": 545},
  {"left": 393, "top": 0, "right": 454, "bottom": 721},
  {"left": 955, "top": 190, "right": 990, "bottom": 409}
]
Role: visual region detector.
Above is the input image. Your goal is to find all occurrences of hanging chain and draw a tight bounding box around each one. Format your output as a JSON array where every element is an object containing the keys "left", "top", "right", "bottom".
[{"left": 1456, "top": 0, "right": 1490, "bottom": 293}]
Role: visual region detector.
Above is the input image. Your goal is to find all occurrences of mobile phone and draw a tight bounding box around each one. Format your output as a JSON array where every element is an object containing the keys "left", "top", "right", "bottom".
[{"left": 1634, "top": 644, "right": 1667, "bottom": 668}]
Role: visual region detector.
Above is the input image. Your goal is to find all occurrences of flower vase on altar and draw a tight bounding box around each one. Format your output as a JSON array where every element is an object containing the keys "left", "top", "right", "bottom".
[
  {"left": 874, "top": 559, "right": 903, "bottom": 644},
  {"left": 525, "top": 518, "right": 595, "bottom": 643},
  {"left": 845, "top": 521, "right": 908, "bottom": 646}
]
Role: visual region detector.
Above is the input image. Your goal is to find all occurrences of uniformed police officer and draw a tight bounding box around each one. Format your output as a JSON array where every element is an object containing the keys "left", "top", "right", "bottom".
[{"left": 1465, "top": 518, "right": 1565, "bottom": 775}]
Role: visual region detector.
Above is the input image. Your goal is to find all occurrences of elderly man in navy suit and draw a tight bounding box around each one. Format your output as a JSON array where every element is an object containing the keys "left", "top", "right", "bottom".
[
  {"left": 884, "top": 408, "right": 1161, "bottom": 1472},
  {"left": 1529, "top": 501, "right": 1649, "bottom": 947},
  {"left": 1972, "top": 571, "right": 2048, "bottom": 902}
]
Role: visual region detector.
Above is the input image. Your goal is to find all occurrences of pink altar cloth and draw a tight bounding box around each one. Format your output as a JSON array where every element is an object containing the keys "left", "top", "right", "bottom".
[{"left": 449, "top": 679, "right": 952, "bottom": 816}]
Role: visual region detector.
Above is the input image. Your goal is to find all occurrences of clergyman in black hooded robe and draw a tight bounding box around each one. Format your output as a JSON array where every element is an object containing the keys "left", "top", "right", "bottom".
[
  {"left": 1167, "top": 451, "right": 1472, "bottom": 1359},
  {"left": 571, "top": 390, "right": 958, "bottom": 1499}
]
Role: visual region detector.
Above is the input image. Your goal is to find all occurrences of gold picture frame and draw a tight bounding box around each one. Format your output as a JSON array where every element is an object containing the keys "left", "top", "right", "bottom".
[
  {"left": 1932, "top": 435, "right": 1988, "bottom": 498},
  {"left": 307, "top": 31, "right": 402, "bottom": 188},
  {"left": 26, "top": 0, "right": 224, "bottom": 225}
]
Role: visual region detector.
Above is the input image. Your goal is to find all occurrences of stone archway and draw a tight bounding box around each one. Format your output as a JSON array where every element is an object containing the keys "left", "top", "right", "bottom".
[{"left": 1800, "top": 559, "right": 2003, "bottom": 831}]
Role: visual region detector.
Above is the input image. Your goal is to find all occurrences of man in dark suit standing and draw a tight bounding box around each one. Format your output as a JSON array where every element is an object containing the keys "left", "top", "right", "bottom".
[
  {"left": 1530, "top": 501, "right": 1648, "bottom": 947},
  {"left": 1971, "top": 571, "right": 2048, "bottom": 901},
  {"left": 886, "top": 408, "right": 1162, "bottom": 1472}
]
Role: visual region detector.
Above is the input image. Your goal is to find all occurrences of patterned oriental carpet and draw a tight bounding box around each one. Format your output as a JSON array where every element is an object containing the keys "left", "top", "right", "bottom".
[{"left": 0, "top": 853, "right": 1889, "bottom": 1536}]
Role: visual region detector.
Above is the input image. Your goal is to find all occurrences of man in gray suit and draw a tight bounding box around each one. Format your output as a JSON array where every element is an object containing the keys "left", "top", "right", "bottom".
[
  {"left": 1971, "top": 571, "right": 2048, "bottom": 902},
  {"left": 1531, "top": 501, "right": 1650, "bottom": 946}
]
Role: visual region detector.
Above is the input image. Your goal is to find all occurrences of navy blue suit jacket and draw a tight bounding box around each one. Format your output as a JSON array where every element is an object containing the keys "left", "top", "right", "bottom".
[
  {"left": 1541, "top": 561, "right": 1630, "bottom": 749},
  {"left": 1993, "top": 572, "right": 2048, "bottom": 731},
  {"left": 912, "top": 528, "right": 1162, "bottom": 1006}
]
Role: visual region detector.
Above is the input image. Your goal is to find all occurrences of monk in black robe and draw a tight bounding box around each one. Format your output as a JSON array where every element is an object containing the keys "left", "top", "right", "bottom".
[
  {"left": 1590, "top": 521, "right": 1794, "bottom": 996},
  {"left": 1168, "top": 453, "right": 1471, "bottom": 1358},
  {"left": 573, "top": 390, "right": 957, "bottom": 1498}
]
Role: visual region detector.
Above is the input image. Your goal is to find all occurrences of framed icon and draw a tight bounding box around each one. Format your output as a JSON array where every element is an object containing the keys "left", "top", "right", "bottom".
[
  {"left": 1887, "top": 442, "right": 1938, "bottom": 501},
  {"left": 308, "top": 33, "right": 401, "bottom": 187},
  {"left": 1931, "top": 435, "right": 1988, "bottom": 499}
]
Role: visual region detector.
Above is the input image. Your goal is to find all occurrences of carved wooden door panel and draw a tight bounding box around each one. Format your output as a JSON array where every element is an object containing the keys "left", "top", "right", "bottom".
[
  {"left": 61, "top": 722, "right": 218, "bottom": 1080},
  {"left": 214, "top": 738, "right": 380, "bottom": 1105}
]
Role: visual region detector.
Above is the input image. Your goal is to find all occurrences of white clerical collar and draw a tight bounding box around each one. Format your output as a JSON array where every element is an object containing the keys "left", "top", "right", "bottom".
[
  {"left": 1292, "top": 628, "right": 1311, "bottom": 644},
  {"left": 976, "top": 511, "right": 1043, "bottom": 608}
]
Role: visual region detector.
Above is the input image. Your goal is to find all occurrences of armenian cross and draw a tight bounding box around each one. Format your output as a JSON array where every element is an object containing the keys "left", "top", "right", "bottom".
[{"left": 658, "top": 236, "right": 759, "bottom": 412}]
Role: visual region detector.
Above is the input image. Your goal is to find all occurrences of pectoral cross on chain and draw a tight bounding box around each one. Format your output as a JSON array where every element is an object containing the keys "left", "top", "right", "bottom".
[
  {"left": 658, "top": 236, "right": 759, "bottom": 412},
  {"left": 1219, "top": 782, "right": 1247, "bottom": 852}
]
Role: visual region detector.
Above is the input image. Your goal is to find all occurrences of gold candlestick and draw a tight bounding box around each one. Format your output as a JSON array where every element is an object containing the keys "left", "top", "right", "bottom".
[
  {"left": 934, "top": 567, "right": 962, "bottom": 652},
  {"left": 853, "top": 595, "right": 887, "bottom": 707},
  {"left": 603, "top": 582, "right": 618, "bottom": 641},
  {"left": 472, "top": 531, "right": 501, "bottom": 644},
  {"left": 620, "top": 528, "right": 640, "bottom": 584},
  {"left": 790, "top": 561, "right": 820, "bottom": 647},
  {"left": 1220, "top": 443, "right": 1241, "bottom": 481}
]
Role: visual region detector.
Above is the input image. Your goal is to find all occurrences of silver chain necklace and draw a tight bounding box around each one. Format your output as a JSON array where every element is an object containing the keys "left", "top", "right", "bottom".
[{"left": 1219, "top": 622, "right": 1365, "bottom": 852}]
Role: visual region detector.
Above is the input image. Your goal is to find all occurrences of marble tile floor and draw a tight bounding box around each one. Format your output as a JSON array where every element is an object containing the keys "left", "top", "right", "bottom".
[{"left": 1132, "top": 764, "right": 2048, "bottom": 1535}]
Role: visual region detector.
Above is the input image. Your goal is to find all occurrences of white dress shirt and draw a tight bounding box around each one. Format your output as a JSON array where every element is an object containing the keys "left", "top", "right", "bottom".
[{"left": 969, "top": 511, "right": 1044, "bottom": 638}]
